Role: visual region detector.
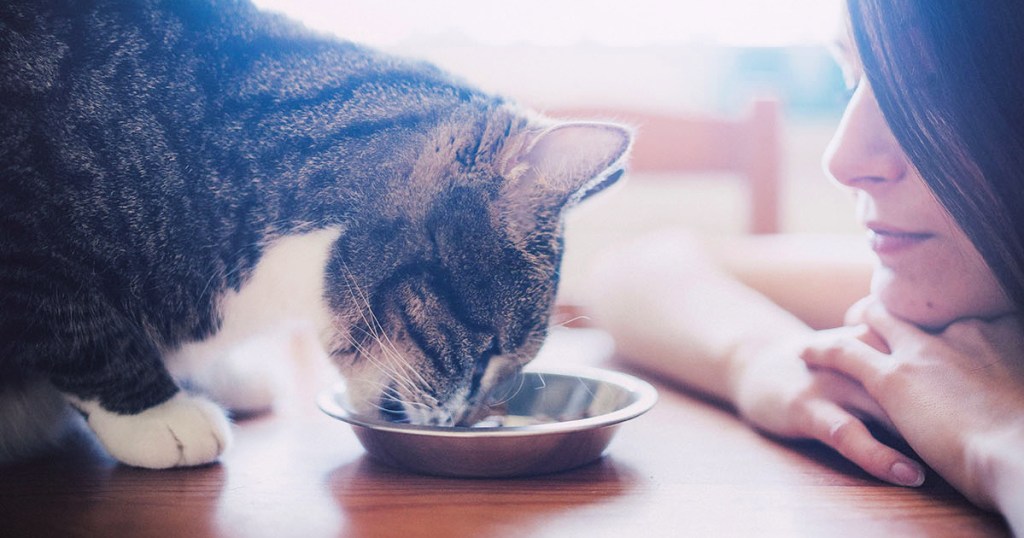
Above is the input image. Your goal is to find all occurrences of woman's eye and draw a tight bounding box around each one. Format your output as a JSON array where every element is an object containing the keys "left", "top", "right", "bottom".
[
  {"left": 840, "top": 72, "right": 864, "bottom": 99},
  {"left": 828, "top": 39, "right": 864, "bottom": 100},
  {"left": 843, "top": 72, "right": 857, "bottom": 91}
]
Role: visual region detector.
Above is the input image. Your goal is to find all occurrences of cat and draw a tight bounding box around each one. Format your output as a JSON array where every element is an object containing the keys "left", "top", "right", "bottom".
[{"left": 0, "top": 0, "right": 631, "bottom": 468}]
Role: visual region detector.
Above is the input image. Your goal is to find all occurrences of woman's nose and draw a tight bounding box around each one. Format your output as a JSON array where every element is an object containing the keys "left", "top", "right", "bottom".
[{"left": 823, "top": 81, "right": 908, "bottom": 190}]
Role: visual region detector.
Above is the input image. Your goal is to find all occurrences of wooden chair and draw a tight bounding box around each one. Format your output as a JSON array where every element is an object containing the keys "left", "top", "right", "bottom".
[
  {"left": 545, "top": 99, "right": 783, "bottom": 327},
  {"left": 545, "top": 98, "right": 782, "bottom": 234}
]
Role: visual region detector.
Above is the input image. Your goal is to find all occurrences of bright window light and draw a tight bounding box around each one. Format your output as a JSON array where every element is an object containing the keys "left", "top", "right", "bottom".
[{"left": 252, "top": 0, "right": 844, "bottom": 48}]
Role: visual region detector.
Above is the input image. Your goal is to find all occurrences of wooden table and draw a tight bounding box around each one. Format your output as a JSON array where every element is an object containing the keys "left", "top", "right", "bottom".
[{"left": 0, "top": 329, "right": 1010, "bottom": 537}]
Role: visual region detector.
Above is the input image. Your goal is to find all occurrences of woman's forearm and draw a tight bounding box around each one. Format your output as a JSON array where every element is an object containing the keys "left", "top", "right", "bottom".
[
  {"left": 707, "top": 234, "right": 873, "bottom": 330},
  {"left": 583, "top": 236, "right": 813, "bottom": 405}
]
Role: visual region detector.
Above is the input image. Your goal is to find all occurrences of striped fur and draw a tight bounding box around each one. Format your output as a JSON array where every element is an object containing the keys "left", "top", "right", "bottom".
[{"left": 0, "top": 0, "right": 630, "bottom": 466}]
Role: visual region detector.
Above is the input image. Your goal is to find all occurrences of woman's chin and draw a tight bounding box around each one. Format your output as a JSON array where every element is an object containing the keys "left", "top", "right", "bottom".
[
  {"left": 879, "top": 298, "right": 952, "bottom": 332},
  {"left": 871, "top": 272, "right": 958, "bottom": 331},
  {"left": 872, "top": 271, "right": 1015, "bottom": 331}
]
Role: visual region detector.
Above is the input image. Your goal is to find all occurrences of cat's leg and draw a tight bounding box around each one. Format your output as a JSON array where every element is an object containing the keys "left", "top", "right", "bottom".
[
  {"left": 174, "top": 330, "right": 297, "bottom": 417},
  {"left": 45, "top": 317, "right": 232, "bottom": 469},
  {"left": 168, "top": 322, "right": 327, "bottom": 417}
]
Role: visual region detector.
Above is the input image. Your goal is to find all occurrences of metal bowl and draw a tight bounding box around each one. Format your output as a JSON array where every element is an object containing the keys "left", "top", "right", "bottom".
[{"left": 317, "top": 366, "right": 658, "bottom": 478}]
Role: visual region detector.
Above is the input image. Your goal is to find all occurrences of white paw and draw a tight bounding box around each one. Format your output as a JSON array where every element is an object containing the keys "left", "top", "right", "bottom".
[{"left": 81, "top": 393, "right": 232, "bottom": 469}]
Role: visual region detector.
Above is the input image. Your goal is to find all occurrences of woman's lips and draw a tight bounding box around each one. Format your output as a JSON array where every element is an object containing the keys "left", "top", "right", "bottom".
[{"left": 867, "top": 226, "right": 933, "bottom": 255}]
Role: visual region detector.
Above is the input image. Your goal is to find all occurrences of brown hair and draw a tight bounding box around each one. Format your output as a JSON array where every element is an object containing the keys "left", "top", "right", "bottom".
[{"left": 847, "top": 0, "right": 1024, "bottom": 312}]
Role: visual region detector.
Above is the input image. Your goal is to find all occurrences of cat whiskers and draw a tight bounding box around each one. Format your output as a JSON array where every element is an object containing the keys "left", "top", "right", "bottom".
[
  {"left": 196, "top": 235, "right": 277, "bottom": 302},
  {"left": 552, "top": 315, "right": 591, "bottom": 328},
  {"left": 366, "top": 382, "right": 431, "bottom": 416},
  {"left": 338, "top": 262, "right": 436, "bottom": 406},
  {"left": 356, "top": 307, "right": 433, "bottom": 395},
  {"left": 481, "top": 370, "right": 527, "bottom": 409},
  {"left": 344, "top": 292, "right": 433, "bottom": 398},
  {"left": 342, "top": 324, "right": 434, "bottom": 406},
  {"left": 482, "top": 335, "right": 547, "bottom": 408}
]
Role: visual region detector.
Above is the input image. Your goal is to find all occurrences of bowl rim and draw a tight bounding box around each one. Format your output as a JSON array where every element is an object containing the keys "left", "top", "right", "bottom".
[{"left": 316, "top": 365, "right": 658, "bottom": 438}]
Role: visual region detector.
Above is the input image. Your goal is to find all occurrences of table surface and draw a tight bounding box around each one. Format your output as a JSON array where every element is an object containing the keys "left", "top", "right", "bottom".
[{"left": 0, "top": 328, "right": 1010, "bottom": 538}]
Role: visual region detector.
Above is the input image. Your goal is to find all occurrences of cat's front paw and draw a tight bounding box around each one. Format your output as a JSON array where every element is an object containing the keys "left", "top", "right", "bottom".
[{"left": 81, "top": 393, "right": 231, "bottom": 469}]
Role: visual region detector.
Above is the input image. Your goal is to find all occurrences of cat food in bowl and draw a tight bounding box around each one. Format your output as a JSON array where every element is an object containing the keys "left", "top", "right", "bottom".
[{"left": 316, "top": 366, "right": 657, "bottom": 478}]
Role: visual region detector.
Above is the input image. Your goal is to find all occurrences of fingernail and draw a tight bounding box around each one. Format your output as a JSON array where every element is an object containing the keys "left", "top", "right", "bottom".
[{"left": 891, "top": 461, "right": 925, "bottom": 487}]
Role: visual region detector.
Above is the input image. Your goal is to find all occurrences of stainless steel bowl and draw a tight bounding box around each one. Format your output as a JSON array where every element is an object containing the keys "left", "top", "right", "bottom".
[{"left": 317, "top": 366, "right": 658, "bottom": 477}]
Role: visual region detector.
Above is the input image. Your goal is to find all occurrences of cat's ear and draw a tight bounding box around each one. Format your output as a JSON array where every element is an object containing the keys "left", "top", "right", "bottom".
[{"left": 511, "top": 122, "right": 633, "bottom": 208}]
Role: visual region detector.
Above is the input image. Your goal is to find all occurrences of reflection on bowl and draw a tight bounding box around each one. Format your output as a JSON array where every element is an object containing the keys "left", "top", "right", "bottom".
[{"left": 317, "top": 366, "right": 658, "bottom": 478}]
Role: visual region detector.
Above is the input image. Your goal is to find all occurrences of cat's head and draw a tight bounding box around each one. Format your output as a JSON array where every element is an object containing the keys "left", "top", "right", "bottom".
[{"left": 326, "top": 104, "right": 631, "bottom": 426}]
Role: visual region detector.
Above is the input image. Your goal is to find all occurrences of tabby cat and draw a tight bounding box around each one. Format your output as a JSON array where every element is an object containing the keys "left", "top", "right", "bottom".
[{"left": 0, "top": 0, "right": 631, "bottom": 468}]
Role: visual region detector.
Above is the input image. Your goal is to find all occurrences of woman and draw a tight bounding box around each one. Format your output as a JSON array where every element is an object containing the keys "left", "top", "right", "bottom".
[{"left": 584, "top": 0, "right": 1024, "bottom": 532}]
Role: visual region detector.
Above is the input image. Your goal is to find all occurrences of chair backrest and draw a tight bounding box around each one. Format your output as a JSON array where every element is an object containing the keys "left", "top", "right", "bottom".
[{"left": 545, "top": 99, "right": 782, "bottom": 234}]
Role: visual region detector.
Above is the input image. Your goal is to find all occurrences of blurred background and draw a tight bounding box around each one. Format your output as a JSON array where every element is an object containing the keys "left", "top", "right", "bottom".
[{"left": 252, "top": 0, "right": 864, "bottom": 300}]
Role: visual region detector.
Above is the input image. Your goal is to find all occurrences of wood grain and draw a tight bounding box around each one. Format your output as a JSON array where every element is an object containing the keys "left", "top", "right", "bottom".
[{"left": 0, "top": 329, "right": 1009, "bottom": 537}]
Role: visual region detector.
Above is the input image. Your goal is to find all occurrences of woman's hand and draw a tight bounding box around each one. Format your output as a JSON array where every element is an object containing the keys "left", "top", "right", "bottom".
[
  {"left": 729, "top": 330, "right": 925, "bottom": 487},
  {"left": 800, "top": 299, "right": 1024, "bottom": 509}
]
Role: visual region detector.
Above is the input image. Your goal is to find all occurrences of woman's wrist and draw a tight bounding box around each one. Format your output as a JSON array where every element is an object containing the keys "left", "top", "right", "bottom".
[
  {"left": 724, "top": 338, "right": 762, "bottom": 405},
  {"left": 967, "top": 421, "right": 1024, "bottom": 531},
  {"left": 724, "top": 333, "right": 803, "bottom": 406}
]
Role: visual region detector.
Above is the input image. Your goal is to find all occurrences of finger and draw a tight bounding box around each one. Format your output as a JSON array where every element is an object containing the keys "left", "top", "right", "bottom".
[
  {"left": 842, "top": 297, "right": 890, "bottom": 353},
  {"left": 800, "top": 336, "right": 885, "bottom": 388},
  {"left": 862, "top": 301, "right": 923, "bottom": 347},
  {"left": 852, "top": 323, "right": 890, "bottom": 354},
  {"left": 805, "top": 400, "right": 925, "bottom": 487},
  {"left": 810, "top": 369, "right": 896, "bottom": 431},
  {"left": 843, "top": 296, "right": 873, "bottom": 326}
]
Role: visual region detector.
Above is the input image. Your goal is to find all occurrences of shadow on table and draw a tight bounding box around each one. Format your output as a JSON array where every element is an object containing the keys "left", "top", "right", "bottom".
[
  {"left": 326, "top": 453, "right": 643, "bottom": 537},
  {"left": 0, "top": 424, "right": 229, "bottom": 537},
  {"left": 621, "top": 358, "right": 1011, "bottom": 536}
]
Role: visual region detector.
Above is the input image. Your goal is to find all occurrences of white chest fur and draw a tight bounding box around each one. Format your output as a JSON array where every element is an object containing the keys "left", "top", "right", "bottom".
[
  {"left": 69, "top": 227, "right": 346, "bottom": 467},
  {"left": 165, "top": 226, "right": 342, "bottom": 379}
]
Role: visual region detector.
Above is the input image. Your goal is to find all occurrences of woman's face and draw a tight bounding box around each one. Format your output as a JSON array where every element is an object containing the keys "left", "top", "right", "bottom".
[{"left": 824, "top": 40, "right": 1014, "bottom": 329}]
